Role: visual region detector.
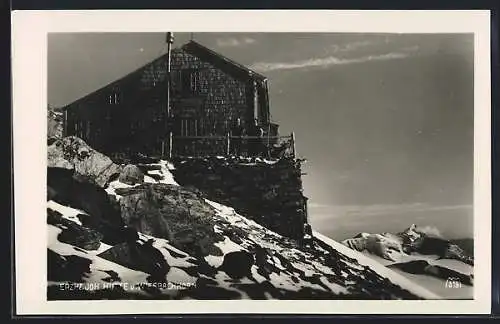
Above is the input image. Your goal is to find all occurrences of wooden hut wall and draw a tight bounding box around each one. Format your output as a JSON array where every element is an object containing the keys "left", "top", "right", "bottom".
[
  {"left": 139, "top": 48, "right": 270, "bottom": 133},
  {"left": 63, "top": 44, "right": 272, "bottom": 157},
  {"left": 170, "top": 49, "right": 255, "bottom": 135}
]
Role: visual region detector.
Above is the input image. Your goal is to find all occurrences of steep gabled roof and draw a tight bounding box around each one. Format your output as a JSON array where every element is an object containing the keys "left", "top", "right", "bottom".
[
  {"left": 181, "top": 40, "right": 267, "bottom": 82},
  {"left": 63, "top": 40, "right": 267, "bottom": 111}
]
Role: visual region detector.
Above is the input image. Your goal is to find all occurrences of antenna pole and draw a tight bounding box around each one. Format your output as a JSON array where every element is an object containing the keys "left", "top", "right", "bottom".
[
  {"left": 165, "top": 32, "right": 175, "bottom": 159},
  {"left": 166, "top": 32, "right": 174, "bottom": 118}
]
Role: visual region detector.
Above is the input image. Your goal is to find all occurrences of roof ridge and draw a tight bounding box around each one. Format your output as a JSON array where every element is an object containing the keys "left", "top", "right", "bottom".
[
  {"left": 63, "top": 39, "right": 267, "bottom": 110},
  {"left": 182, "top": 40, "right": 267, "bottom": 80}
]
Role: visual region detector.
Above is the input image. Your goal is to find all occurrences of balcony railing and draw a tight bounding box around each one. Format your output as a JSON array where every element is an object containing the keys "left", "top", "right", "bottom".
[{"left": 162, "top": 133, "right": 296, "bottom": 159}]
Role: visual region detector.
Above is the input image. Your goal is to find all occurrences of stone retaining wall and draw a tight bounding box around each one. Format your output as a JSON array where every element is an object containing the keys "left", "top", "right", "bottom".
[{"left": 171, "top": 156, "right": 308, "bottom": 240}]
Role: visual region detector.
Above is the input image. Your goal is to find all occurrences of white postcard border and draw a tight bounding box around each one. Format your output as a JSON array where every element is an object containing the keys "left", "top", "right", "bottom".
[{"left": 11, "top": 10, "right": 492, "bottom": 315}]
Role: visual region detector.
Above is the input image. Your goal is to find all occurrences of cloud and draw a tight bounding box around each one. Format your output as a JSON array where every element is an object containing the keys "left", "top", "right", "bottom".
[
  {"left": 330, "top": 40, "right": 374, "bottom": 53},
  {"left": 216, "top": 37, "right": 256, "bottom": 47},
  {"left": 250, "top": 52, "right": 411, "bottom": 72},
  {"left": 401, "top": 45, "right": 420, "bottom": 53},
  {"left": 308, "top": 202, "right": 333, "bottom": 209},
  {"left": 309, "top": 203, "right": 473, "bottom": 217}
]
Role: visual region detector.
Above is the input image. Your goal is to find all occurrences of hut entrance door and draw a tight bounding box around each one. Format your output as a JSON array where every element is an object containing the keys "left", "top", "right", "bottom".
[
  {"left": 172, "top": 117, "right": 202, "bottom": 156},
  {"left": 179, "top": 118, "right": 199, "bottom": 137}
]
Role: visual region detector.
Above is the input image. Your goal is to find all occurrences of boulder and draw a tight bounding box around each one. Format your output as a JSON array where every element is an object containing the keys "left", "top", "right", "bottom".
[
  {"left": 98, "top": 240, "right": 170, "bottom": 280},
  {"left": 119, "top": 226, "right": 140, "bottom": 243},
  {"left": 48, "top": 136, "right": 121, "bottom": 188},
  {"left": 145, "top": 172, "right": 164, "bottom": 181},
  {"left": 118, "top": 164, "right": 144, "bottom": 185},
  {"left": 218, "top": 251, "right": 254, "bottom": 279},
  {"left": 47, "top": 167, "right": 125, "bottom": 244},
  {"left": 47, "top": 249, "right": 92, "bottom": 282},
  {"left": 47, "top": 208, "right": 103, "bottom": 250},
  {"left": 47, "top": 108, "right": 63, "bottom": 140},
  {"left": 117, "top": 183, "right": 224, "bottom": 257},
  {"left": 48, "top": 156, "right": 73, "bottom": 170}
]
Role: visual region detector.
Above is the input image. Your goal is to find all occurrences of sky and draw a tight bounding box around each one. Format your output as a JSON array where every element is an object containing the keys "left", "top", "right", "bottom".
[{"left": 48, "top": 33, "right": 474, "bottom": 239}]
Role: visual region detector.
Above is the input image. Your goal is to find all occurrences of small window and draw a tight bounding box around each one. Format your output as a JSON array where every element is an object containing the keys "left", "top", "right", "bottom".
[
  {"left": 108, "top": 92, "right": 119, "bottom": 104},
  {"left": 173, "top": 69, "right": 196, "bottom": 95},
  {"left": 191, "top": 70, "right": 201, "bottom": 93}
]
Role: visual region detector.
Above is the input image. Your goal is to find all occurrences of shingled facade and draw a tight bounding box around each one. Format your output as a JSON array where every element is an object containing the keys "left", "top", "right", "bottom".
[{"left": 63, "top": 40, "right": 278, "bottom": 158}]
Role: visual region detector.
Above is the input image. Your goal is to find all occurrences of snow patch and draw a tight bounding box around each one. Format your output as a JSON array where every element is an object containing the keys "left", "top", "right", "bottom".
[
  {"left": 152, "top": 243, "right": 195, "bottom": 268},
  {"left": 47, "top": 200, "right": 85, "bottom": 225},
  {"left": 166, "top": 267, "right": 197, "bottom": 286},
  {"left": 319, "top": 277, "right": 349, "bottom": 295},
  {"left": 136, "top": 234, "right": 196, "bottom": 268},
  {"left": 88, "top": 242, "right": 113, "bottom": 255},
  {"left": 143, "top": 175, "right": 157, "bottom": 183},
  {"left": 268, "top": 272, "right": 303, "bottom": 292},
  {"left": 104, "top": 180, "right": 138, "bottom": 200},
  {"left": 205, "top": 199, "right": 235, "bottom": 216},
  {"left": 291, "top": 262, "right": 318, "bottom": 277},
  {"left": 48, "top": 224, "right": 152, "bottom": 290},
  {"left": 250, "top": 265, "right": 269, "bottom": 283},
  {"left": 211, "top": 272, "right": 248, "bottom": 299},
  {"left": 48, "top": 225, "right": 78, "bottom": 255},
  {"left": 205, "top": 236, "right": 245, "bottom": 268},
  {"left": 207, "top": 198, "right": 281, "bottom": 238},
  {"left": 146, "top": 160, "right": 178, "bottom": 186}
]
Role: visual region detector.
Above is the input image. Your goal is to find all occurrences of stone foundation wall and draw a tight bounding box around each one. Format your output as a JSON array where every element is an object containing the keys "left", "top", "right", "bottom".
[{"left": 171, "top": 156, "right": 308, "bottom": 240}]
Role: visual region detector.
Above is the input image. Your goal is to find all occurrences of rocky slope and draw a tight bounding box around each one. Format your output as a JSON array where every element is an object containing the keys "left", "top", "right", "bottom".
[
  {"left": 47, "top": 106, "right": 63, "bottom": 143},
  {"left": 341, "top": 225, "right": 474, "bottom": 298},
  {"left": 47, "top": 136, "right": 439, "bottom": 300}
]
